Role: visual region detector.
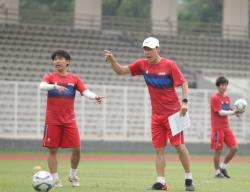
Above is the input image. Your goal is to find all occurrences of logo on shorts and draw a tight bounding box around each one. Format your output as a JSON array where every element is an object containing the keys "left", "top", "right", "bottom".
[{"left": 47, "top": 138, "right": 51, "bottom": 143}]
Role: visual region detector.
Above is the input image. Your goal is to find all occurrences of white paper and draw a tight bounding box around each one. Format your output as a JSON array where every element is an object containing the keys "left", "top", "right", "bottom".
[{"left": 168, "top": 112, "right": 191, "bottom": 136}]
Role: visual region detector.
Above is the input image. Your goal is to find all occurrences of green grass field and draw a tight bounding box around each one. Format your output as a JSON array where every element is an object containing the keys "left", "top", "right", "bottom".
[{"left": 0, "top": 152, "right": 249, "bottom": 192}]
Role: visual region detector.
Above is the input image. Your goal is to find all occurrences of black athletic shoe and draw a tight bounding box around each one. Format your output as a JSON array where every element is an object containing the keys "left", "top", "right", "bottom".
[
  {"left": 151, "top": 182, "right": 168, "bottom": 190},
  {"left": 214, "top": 173, "right": 224, "bottom": 178},
  {"left": 220, "top": 168, "right": 230, "bottom": 178},
  {"left": 185, "top": 179, "right": 195, "bottom": 191}
]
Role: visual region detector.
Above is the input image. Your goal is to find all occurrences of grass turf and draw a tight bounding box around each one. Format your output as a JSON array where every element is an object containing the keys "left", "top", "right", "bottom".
[{"left": 0, "top": 153, "right": 249, "bottom": 192}]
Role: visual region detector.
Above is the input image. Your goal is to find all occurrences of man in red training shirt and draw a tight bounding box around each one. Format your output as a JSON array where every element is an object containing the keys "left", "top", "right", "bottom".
[
  {"left": 104, "top": 37, "right": 195, "bottom": 191},
  {"left": 40, "top": 50, "right": 104, "bottom": 187},
  {"left": 210, "top": 76, "right": 242, "bottom": 178}
]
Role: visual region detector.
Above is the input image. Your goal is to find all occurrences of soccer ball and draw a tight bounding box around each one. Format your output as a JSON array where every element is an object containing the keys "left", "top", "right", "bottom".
[
  {"left": 234, "top": 98, "right": 248, "bottom": 113},
  {"left": 32, "top": 171, "right": 53, "bottom": 192}
]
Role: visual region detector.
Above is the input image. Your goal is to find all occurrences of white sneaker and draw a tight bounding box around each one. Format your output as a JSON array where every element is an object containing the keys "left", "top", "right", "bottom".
[
  {"left": 53, "top": 179, "right": 63, "bottom": 187},
  {"left": 69, "top": 176, "right": 80, "bottom": 187}
]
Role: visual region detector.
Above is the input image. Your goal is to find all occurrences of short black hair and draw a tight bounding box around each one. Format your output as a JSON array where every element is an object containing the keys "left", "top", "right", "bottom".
[
  {"left": 51, "top": 50, "right": 71, "bottom": 61},
  {"left": 215, "top": 76, "right": 229, "bottom": 87}
]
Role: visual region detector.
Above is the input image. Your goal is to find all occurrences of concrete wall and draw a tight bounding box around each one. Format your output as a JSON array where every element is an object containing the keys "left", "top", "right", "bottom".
[
  {"left": 1, "top": 139, "right": 250, "bottom": 155},
  {"left": 223, "top": 0, "right": 249, "bottom": 40},
  {"left": 74, "top": 0, "right": 102, "bottom": 30},
  {"left": 0, "top": 0, "right": 19, "bottom": 24},
  {"left": 151, "top": 0, "right": 177, "bottom": 35}
]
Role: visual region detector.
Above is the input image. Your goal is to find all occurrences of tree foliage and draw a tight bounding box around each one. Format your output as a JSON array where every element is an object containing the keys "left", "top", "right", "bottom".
[
  {"left": 20, "top": 0, "right": 74, "bottom": 12},
  {"left": 178, "top": 0, "right": 223, "bottom": 24},
  {"left": 102, "top": 0, "right": 151, "bottom": 18},
  {"left": 19, "top": 0, "right": 74, "bottom": 25},
  {"left": 19, "top": 0, "right": 225, "bottom": 26},
  {"left": 103, "top": 0, "right": 223, "bottom": 23}
]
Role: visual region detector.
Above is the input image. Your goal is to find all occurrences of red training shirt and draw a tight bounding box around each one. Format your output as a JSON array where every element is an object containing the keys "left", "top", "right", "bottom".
[
  {"left": 128, "top": 57, "right": 186, "bottom": 115},
  {"left": 210, "top": 92, "right": 231, "bottom": 131},
  {"left": 42, "top": 72, "right": 86, "bottom": 124}
]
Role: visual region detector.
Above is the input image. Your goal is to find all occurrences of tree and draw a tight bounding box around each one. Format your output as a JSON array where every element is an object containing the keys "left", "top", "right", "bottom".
[
  {"left": 19, "top": 0, "right": 74, "bottom": 26},
  {"left": 178, "top": 0, "right": 223, "bottom": 24},
  {"left": 102, "top": 0, "right": 151, "bottom": 18}
]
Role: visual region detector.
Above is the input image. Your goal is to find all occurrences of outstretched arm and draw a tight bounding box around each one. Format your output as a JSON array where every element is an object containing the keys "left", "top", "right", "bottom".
[
  {"left": 82, "top": 89, "right": 104, "bottom": 104},
  {"left": 104, "top": 50, "right": 130, "bottom": 75}
]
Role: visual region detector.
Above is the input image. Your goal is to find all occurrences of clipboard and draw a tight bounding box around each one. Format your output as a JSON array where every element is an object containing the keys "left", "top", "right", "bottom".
[{"left": 168, "top": 112, "right": 191, "bottom": 136}]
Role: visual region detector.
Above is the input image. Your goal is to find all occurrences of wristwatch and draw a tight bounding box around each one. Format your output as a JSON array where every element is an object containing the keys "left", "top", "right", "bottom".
[{"left": 182, "top": 98, "right": 188, "bottom": 103}]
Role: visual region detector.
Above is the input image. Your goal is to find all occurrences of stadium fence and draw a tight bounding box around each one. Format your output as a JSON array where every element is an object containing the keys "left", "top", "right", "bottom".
[{"left": 0, "top": 81, "right": 249, "bottom": 144}]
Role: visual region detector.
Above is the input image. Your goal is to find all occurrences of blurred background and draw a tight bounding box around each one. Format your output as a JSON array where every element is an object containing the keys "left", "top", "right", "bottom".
[{"left": 0, "top": 0, "right": 249, "bottom": 154}]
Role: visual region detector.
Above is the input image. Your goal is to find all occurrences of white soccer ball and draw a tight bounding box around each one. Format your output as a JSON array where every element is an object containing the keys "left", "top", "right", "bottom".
[
  {"left": 234, "top": 98, "right": 248, "bottom": 113},
  {"left": 32, "top": 171, "right": 53, "bottom": 192}
]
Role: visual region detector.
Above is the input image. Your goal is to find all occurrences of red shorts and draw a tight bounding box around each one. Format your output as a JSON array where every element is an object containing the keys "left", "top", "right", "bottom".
[
  {"left": 42, "top": 122, "right": 80, "bottom": 148},
  {"left": 151, "top": 113, "right": 184, "bottom": 148},
  {"left": 210, "top": 129, "right": 237, "bottom": 150}
]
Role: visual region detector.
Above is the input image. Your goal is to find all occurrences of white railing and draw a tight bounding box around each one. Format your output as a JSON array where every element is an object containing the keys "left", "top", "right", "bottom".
[{"left": 0, "top": 81, "right": 249, "bottom": 143}]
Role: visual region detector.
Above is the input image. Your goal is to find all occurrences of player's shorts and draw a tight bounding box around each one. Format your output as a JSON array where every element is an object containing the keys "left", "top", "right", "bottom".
[
  {"left": 151, "top": 113, "right": 184, "bottom": 148},
  {"left": 42, "top": 121, "right": 80, "bottom": 148},
  {"left": 210, "top": 128, "right": 237, "bottom": 150}
]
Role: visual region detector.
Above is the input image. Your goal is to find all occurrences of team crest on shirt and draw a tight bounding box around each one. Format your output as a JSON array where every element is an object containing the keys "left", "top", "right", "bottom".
[
  {"left": 158, "top": 72, "right": 166, "bottom": 75},
  {"left": 68, "top": 83, "right": 74, "bottom": 86},
  {"left": 221, "top": 101, "right": 230, "bottom": 110}
]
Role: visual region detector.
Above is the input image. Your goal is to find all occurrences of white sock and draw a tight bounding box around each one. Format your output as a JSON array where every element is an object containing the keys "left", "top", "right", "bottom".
[
  {"left": 51, "top": 173, "right": 59, "bottom": 181},
  {"left": 185, "top": 172, "right": 193, "bottom": 180},
  {"left": 157, "top": 176, "right": 166, "bottom": 184},
  {"left": 220, "top": 162, "right": 227, "bottom": 169},
  {"left": 69, "top": 168, "right": 77, "bottom": 178},
  {"left": 215, "top": 169, "right": 221, "bottom": 175}
]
